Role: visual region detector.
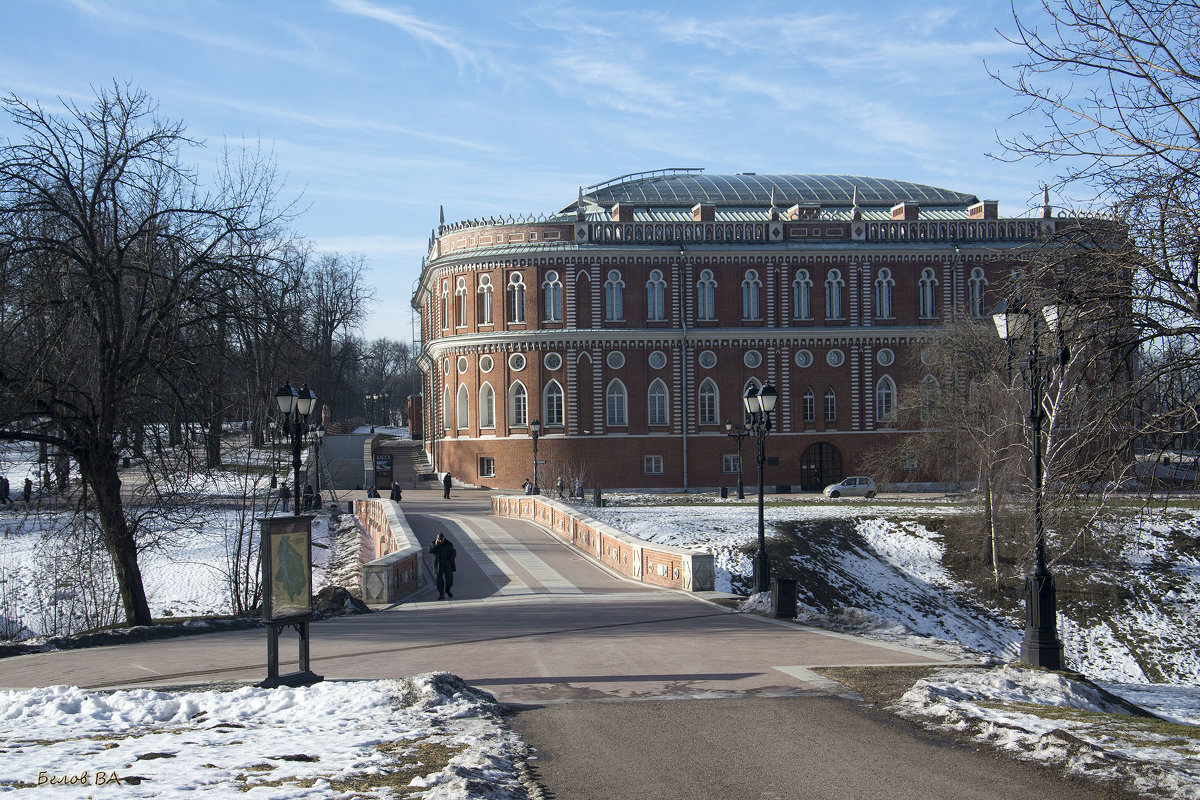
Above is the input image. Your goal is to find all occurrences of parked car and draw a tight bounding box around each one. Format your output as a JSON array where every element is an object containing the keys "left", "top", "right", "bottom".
[{"left": 822, "top": 476, "right": 877, "bottom": 498}]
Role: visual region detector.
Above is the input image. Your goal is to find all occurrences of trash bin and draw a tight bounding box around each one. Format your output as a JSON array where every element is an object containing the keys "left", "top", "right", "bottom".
[
  {"left": 771, "top": 577, "right": 798, "bottom": 619},
  {"left": 720, "top": 486, "right": 728, "bottom": 499}
]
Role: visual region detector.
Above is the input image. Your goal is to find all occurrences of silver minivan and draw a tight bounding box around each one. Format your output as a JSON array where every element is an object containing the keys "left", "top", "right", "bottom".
[{"left": 822, "top": 476, "right": 877, "bottom": 498}]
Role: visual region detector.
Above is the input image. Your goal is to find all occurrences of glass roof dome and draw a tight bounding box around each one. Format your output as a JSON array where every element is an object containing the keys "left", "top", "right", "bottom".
[{"left": 561, "top": 169, "right": 978, "bottom": 212}]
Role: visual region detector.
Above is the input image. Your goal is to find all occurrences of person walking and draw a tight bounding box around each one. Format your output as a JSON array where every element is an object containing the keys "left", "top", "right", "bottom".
[
  {"left": 429, "top": 532, "right": 456, "bottom": 600},
  {"left": 303, "top": 483, "right": 314, "bottom": 511},
  {"left": 390, "top": 481, "right": 403, "bottom": 502},
  {"left": 279, "top": 481, "right": 290, "bottom": 513},
  {"left": 0, "top": 475, "right": 9, "bottom": 505},
  {"left": 23, "top": 477, "right": 33, "bottom": 505},
  {"left": 556, "top": 476, "right": 564, "bottom": 498},
  {"left": 443, "top": 472, "right": 452, "bottom": 499}
]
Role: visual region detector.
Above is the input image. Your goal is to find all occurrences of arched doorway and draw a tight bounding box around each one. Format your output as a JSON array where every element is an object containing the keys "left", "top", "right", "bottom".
[{"left": 799, "top": 442, "right": 842, "bottom": 491}]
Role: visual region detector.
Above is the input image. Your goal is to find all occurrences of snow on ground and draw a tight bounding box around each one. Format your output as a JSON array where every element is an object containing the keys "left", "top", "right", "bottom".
[
  {"left": 893, "top": 665, "right": 1200, "bottom": 800},
  {"left": 0, "top": 673, "right": 529, "bottom": 799}
]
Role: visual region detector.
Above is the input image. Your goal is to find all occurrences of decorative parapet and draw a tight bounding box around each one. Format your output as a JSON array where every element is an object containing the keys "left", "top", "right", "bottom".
[
  {"left": 491, "top": 495, "right": 714, "bottom": 592},
  {"left": 354, "top": 499, "right": 423, "bottom": 604}
]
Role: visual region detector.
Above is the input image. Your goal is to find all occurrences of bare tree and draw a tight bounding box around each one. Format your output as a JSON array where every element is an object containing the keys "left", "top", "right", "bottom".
[{"left": 0, "top": 84, "right": 290, "bottom": 625}]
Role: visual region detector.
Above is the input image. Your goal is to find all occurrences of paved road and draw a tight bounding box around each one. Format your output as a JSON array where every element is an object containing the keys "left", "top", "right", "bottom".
[{"left": 0, "top": 488, "right": 1129, "bottom": 798}]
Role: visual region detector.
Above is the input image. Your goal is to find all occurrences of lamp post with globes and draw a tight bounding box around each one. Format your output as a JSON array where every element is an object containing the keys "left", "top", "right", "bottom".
[
  {"left": 530, "top": 418, "right": 542, "bottom": 495},
  {"left": 992, "top": 296, "right": 1078, "bottom": 670},
  {"left": 275, "top": 382, "right": 317, "bottom": 513},
  {"left": 724, "top": 420, "right": 749, "bottom": 499},
  {"left": 307, "top": 425, "right": 325, "bottom": 493},
  {"left": 744, "top": 383, "right": 778, "bottom": 594}
]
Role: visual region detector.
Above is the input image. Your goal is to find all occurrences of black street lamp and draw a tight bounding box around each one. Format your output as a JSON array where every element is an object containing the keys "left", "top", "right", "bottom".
[
  {"left": 993, "top": 297, "right": 1077, "bottom": 670},
  {"left": 743, "top": 383, "right": 778, "bottom": 594},
  {"left": 530, "top": 418, "right": 542, "bottom": 495},
  {"left": 307, "top": 424, "right": 325, "bottom": 493},
  {"left": 275, "top": 382, "right": 317, "bottom": 513},
  {"left": 724, "top": 420, "right": 749, "bottom": 499}
]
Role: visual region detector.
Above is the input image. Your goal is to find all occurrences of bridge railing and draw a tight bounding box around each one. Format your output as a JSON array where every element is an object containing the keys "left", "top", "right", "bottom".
[
  {"left": 491, "top": 495, "right": 714, "bottom": 592},
  {"left": 354, "top": 499, "right": 424, "bottom": 604}
]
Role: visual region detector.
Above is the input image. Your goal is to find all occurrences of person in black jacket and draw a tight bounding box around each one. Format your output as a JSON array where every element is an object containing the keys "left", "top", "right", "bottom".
[
  {"left": 390, "top": 481, "right": 403, "bottom": 502},
  {"left": 429, "top": 533, "right": 456, "bottom": 599},
  {"left": 442, "top": 472, "right": 452, "bottom": 499}
]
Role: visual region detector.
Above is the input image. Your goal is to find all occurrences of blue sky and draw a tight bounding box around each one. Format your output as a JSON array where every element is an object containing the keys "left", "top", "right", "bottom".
[{"left": 4, "top": 1, "right": 1059, "bottom": 342}]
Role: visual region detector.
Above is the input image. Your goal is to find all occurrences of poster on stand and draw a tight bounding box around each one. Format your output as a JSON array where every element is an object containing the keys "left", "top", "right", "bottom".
[{"left": 261, "top": 516, "right": 313, "bottom": 622}]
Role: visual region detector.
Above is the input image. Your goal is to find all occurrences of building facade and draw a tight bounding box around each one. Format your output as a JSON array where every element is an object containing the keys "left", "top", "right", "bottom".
[{"left": 412, "top": 170, "right": 1058, "bottom": 491}]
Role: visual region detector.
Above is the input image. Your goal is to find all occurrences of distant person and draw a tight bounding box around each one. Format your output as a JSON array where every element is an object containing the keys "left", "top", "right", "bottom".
[
  {"left": 0, "top": 475, "right": 9, "bottom": 504},
  {"left": 367, "top": 485, "right": 380, "bottom": 499},
  {"left": 556, "top": 476, "right": 564, "bottom": 498},
  {"left": 23, "top": 477, "right": 33, "bottom": 504},
  {"left": 279, "top": 481, "right": 290, "bottom": 513},
  {"left": 390, "top": 481, "right": 403, "bottom": 502},
  {"left": 574, "top": 478, "right": 583, "bottom": 500},
  {"left": 312, "top": 491, "right": 323, "bottom": 510},
  {"left": 303, "top": 483, "right": 314, "bottom": 511},
  {"left": 522, "top": 478, "right": 532, "bottom": 495},
  {"left": 429, "top": 532, "right": 456, "bottom": 600},
  {"left": 443, "top": 472, "right": 452, "bottom": 499}
]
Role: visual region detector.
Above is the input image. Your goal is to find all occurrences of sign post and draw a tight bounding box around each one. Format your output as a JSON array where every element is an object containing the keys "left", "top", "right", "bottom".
[{"left": 260, "top": 516, "right": 323, "bottom": 688}]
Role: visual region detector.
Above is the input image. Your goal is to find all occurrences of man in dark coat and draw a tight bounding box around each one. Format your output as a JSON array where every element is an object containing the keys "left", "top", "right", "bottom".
[
  {"left": 23, "top": 477, "right": 33, "bottom": 505},
  {"left": 443, "top": 472, "right": 452, "bottom": 499},
  {"left": 429, "top": 532, "right": 456, "bottom": 599},
  {"left": 390, "top": 481, "right": 402, "bottom": 502}
]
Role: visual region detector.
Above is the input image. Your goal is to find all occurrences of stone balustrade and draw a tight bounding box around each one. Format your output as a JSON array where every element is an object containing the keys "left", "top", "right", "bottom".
[{"left": 354, "top": 499, "right": 423, "bottom": 604}]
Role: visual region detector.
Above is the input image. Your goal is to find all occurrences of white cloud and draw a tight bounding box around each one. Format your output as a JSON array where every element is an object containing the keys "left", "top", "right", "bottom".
[{"left": 327, "top": 0, "right": 499, "bottom": 75}]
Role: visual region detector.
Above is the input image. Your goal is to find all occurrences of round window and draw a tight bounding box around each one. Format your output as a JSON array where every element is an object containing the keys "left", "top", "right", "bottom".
[
  {"left": 544, "top": 352, "right": 562, "bottom": 371},
  {"left": 877, "top": 348, "right": 895, "bottom": 367},
  {"left": 479, "top": 354, "right": 494, "bottom": 373},
  {"left": 921, "top": 350, "right": 936, "bottom": 365},
  {"left": 457, "top": 356, "right": 468, "bottom": 374},
  {"left": 826, "top": 349, "right": 845, "bottom": 368},
  {"left": 509, "top": 353, "right": 526, "bottom": 371},
  {"left": 648, "top": 350, "right": 667, "bottom": 370},
  {"left": 744, "top": 350, "right": 762, "bottom": 368},
  {"left": 606, "top": 351, "right": 625, "bottom": 369},
  {"left": 795, "top": 350, "right": 813, "bottom": 368},
  {"left": 698, "top": 350, "right": 717, "bottom": 369},
  {"left": 442, "top": 358, "right": 450, "bottom": 375}
]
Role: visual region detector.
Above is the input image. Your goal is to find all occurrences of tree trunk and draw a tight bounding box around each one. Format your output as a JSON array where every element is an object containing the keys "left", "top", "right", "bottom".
[{"left": 81, "top": 444, "right": 152, "bottom": 626}]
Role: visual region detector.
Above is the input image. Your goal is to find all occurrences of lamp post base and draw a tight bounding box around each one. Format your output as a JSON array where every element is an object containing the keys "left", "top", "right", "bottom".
[
  {"left": 736, "top": 478, "right": 745, "bottom": 500},
  {"left": 1020, "top": 569, "right": 1065, "bottom": 670},
  {"left": 753, "top": 550, "right": 771, "bottom": 595}
]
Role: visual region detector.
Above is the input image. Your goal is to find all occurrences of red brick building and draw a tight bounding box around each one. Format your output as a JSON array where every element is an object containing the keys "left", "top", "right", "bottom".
[{"left": 411, "top": 170, "right": 1058, "bottom": 491}]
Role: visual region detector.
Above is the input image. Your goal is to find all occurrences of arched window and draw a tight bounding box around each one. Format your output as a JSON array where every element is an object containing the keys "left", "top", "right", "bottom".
[
  {"left": 825, "top": 269, "right": 844, "bottom": 319},
  {"left": 824, "top": 387, "right": 837, "bottom": 422},
  {"left": 968, "top": 267, "right": 988, "bottom": 318},
  {"left": 440, "top": 281, "right": 449, "bottom": 330},
  {"left": 698, "top": 378, "right": 719, "bottom": 425},
  {"left": 792, "top": 269, "right": 812, "bottom": 319},
  {"left": 741, "top": 269, "right": 761, "bottom": 320},
  {"left": 455, "top": 277, "right": 468, "bottom": 327},
  {"left": 542, "top": 270, "right": 562, "bottom": 322},
  {"left": 479, "top": 382, "right": 495, "bottom": 428},
  {"left": 544, "top": 381, "right": 564, "bottom": 427},
  {"left": 646, "top": 269, "right": 666, "bottom": 321},
  {"left": 443, "top": 386, "right": 451, "bottom": 430},
  {"left": 919, "top": 375, "right": 940, "bottom": 423},
  {"left": 507, "top": 272, "right": 526, "bottom": 323},
  {"left": 456, "top": 384, "right": 469, "bottom": 429},
  {"left": 697, "top": 269, "right": 716, "bottom": 321},
  {"left": 803, "top": 387, "right": 816, "bottom": 423},
  {"left": 919, "top": 267, "right": 938, "bottom": 318},
  {"left": 606, "top": 379, "right": 627, "bottom": 426},
  {"left": 876, "top": 376, "right": 897, "bottom": 424},
  {"left": 875, "top": 268, "right": 894, "bottom": 318},
  {"left": 648, "top": 379, "right": 669, "bottom": 426},
  {"left": 508, "top": 381, "right": 528, "bottom": 427},
  {"left": 604, "top": 269, "right": 624, "bottom": 321},
  {"left": 477, "top": 274, "right": 494, "bottom": 325}
]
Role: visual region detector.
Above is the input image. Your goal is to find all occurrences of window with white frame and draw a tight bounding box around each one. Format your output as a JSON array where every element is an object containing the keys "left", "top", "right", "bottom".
[
  {"left": 824, "top": 387, "right": 837, "bottom": 422},
  {"left": 803, "top": 387, "right": 816, "bottom": 423},
  {"left": 604, "top": 269, "right": 624, "bottom": 321},
  {"left": 792, "top": 269, "right": 812, "bottom": 319},
  {"left": 698, "top": 378, "right": 719, "bottom": 425},
  {"left": 479, "top": 457, "right": 495, "bottom": 477},
  {"left": 443, "top": 386, "right": 451, "bottom": 430},
  {"left": 644, "top": 455, "right": 664, "bottom": 475},
  {"left": 648, "top": 379, "right": 669, "bottom": 426},
  {"left": 825, "top": 269, "right": 844, "bottom": 319},
  {"left": 508, "top": 381, "right": 528, "bottom": 426},
  {"left": 456, "top": 384, "right": 469, "bottom": 429},
  {"left": 697, "top": 269, "right": 716, "bottom": 320},
  {"left": 479, "top": 383, "right": 495, "bottom": 428},
  {"left": 507, "top": 272, "right": 526, "bottom": 323},
  {"left": 646, "top": 269, "right": 666, "bottom": 321},
  {"left": 542, "top": 270, "right": 562, "bottom": 322},
  {"left": 722, "top": 454, "right": 741, "bottom": 474},
  {"left": 918, "top": 267, "right": 938, "bottom": 318},
  {"left": 875, "top": 268, "right": 894, "bottom": 318},
  {"left": 968, "top": 267, "right": 988, "bottom": 318},
  {"left": 477, "top": 274, "right": 494, "bottom": 325},
  {"left": 544, "top": 381, "right": 564, "bottom": 427},
  {"left": 606, "top": 379, "right": 627, "bottom": 426},
  {"left": 741, "top": 269, "right": 761, "bottom": 320},
  {"left": 455, "top": 277, "right": 468, "bottom": 327},
  {"left": 440, "top": 281, "right": 449, "bottom": 330},
  {"left": 876, "top": 375, "right": 897, "bottom": 424}
]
